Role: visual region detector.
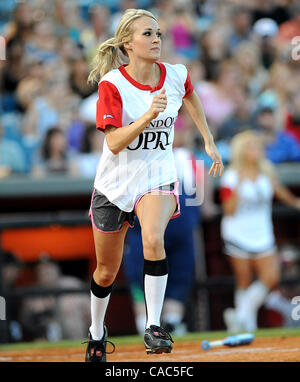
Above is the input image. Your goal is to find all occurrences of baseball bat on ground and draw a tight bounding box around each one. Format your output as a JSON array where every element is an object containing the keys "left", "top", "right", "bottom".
[{"left": 201, "top": 333, "right": 254, "bottom": 351}]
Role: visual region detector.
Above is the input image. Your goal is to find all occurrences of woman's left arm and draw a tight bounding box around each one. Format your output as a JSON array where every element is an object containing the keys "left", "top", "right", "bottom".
[
  {"left": 272, "top": 174, "right": 300, "bottom": 210},
  {"left": 183, "top": 90, "right": 223, "bottom": 178}
]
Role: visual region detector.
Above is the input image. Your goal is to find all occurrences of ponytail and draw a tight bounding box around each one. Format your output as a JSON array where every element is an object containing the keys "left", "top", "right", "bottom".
[{"left": 87, "top": 37, "right": 125, "bottom": 84}]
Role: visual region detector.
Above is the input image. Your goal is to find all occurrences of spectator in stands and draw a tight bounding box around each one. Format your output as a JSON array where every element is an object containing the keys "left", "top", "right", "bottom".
[
  {"left": 23, "top": 76, "right": 72, "bottom": 140},
  {"left": 22, "top": 67, "right": 81, "bottom": 169},
  {"left": 2, "top": 2, "right": 34, "bottom": 44},
  {"left": 52, "top": 0, "right": 83, "bottom": 43},
  {"left": 31, "top": 127, "right": 72, "bottom": 176},
  {"left": 24, "top": 19, "right": 58, "bottom": 64},
  {"left": 251, "top": 0, "right": 290, "bottom": 26},
  {"left": 252, "top": 18, "right": 279, "bottom": 70},
  {"left": 70, "top": 124, "right": 104, "bottom": 178},
  {"left": 262, "top": 62, "right": 293, "bottom": 125},
  {"left": 80, "top": 4, "right": 111, "bottom": 63},
  {"left": 22, "top": 81, "right": 56, "bottom": 142},
  {"left": 228, "top": 7, "right": 252, "bottom": 53},
  {"left": 233, "top": 41, "right": 269, "bottom": 97},
  {"left": 285, "top": 91, "right": 300, "bottom": 145},
  {"left": 16, "top": 58, "right": 46, "bottom": 113},
  {"left": 196, "top": 60, "right": 240, "bottom": 137},
  {"left": 278, "top": 2, "right": 300, "bottom": 43},
  {"left": 255, "top": 105, "right": 300, "bottom": 164},
  {"left": 0, "top": 120, "right": 26, "bottom": 176},
  {"left": 69, "top": 57, "right": 97, "bottom": 100},
  {"left": 200, "top": 27, "right": 231, "bottom": 82},
  {"left": 186, "top": 59, "right": 206, "bottom": 86},
  {"left": 220, "top": 130, "right": 300, "bottom": 332},
  {"left": 169, "top": 7, "right": 199, "bottom": 60},
  {"left": 217, "top": 86, "right": 255, "bottom": 142},
  {"left": 20, "top": 256, "right": 90, "bottom": 341},
  {"left": 216, "top": 86, "right": 256, "bottom": 164},
  {"left": 0, "top": 38, "right": 27, "bottom": 112}
]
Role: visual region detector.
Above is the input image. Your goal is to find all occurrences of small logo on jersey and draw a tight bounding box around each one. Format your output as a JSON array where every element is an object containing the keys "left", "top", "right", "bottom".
[{"left": 103, "top": 114, "right": 114, "bottom": 120}]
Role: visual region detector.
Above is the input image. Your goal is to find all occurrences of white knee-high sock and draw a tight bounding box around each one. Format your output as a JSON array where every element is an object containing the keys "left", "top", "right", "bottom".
[
  {"left": 143, "top": 258, "right": 168, "bottom": 329},
  {"left": 265, "top": 291, "right": 296, "bottom": 326},
  {"left": 89, "top": 277, "right": 113, "bottom": 340},
  {"left": 234, "top": 288, "right": 247, "bottom": 309},
  {"left": 236, "top": 280, "right": 269, "bottom": 331},
  {"left": 246, "top": 280, "right": 269, "bottom": 312},
  {"left": 144, "top": 274, "right": 168, "bottom": 327}
]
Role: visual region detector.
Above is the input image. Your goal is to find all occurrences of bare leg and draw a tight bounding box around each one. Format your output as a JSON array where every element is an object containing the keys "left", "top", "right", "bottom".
[
  {"left": 224, "top": 256, "right": 253, "bottom": 332},
  {"left": 136, "top": 192, "right": 177, "bottom": 261},
  {"left": 252, "top": 254, "right": 280, "bottom": 290},
  {"left": 136, "top": 192, "right": 177, "bottom": 328},
  {"left": 92, "top": 224, "right": 129, "bottom": 286},
  {"left": 89, "top": 224, "right": 129, "bottom": 339},
  {"left": 229, "top": 256, "right": 253, "bottom": 290},
  {"left": 240, "top": 254, "right": 280, "bottom": 330},
  {"left": 233, "top": 254, "right": 279, "bottom": 332}
]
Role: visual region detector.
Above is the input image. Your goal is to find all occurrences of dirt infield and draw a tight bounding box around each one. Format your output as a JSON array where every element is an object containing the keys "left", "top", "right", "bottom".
[{"left": 0, "top": 336, "right": 299, "bottom": 362}]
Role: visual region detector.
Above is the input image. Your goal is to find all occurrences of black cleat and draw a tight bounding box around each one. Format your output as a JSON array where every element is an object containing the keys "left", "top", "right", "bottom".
[
  {"left": 83, "top": 325, "right": 115, "bottom": 362},
  {"left": 144, "top": 325, "right": 174, "bottom": 354}
]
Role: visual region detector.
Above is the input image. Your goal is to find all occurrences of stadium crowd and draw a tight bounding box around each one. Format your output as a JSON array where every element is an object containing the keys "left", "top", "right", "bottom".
[{"left": 0, "top": 0, "right": 300, "bottom": 177}]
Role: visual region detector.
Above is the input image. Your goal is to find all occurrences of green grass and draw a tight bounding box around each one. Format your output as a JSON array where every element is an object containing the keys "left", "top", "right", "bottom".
[{"left": 0, "top": 327, "right": 300, "bottom": 352}]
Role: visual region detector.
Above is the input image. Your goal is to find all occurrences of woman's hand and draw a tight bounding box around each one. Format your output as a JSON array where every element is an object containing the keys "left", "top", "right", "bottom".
[
  {"left": 146, "top": 88, "right": 167, "bottom": 120},
  {"left": 205, "top": 141, "right": 224, "bottom": 178}
]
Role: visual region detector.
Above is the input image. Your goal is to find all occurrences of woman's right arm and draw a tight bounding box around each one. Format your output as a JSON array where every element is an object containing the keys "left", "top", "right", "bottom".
[
  {"left": 105, "top": 113, "right": 153, "bottom": 155},
  {"left": 105, "top": 88, "right": 167, "bottom": 155}
]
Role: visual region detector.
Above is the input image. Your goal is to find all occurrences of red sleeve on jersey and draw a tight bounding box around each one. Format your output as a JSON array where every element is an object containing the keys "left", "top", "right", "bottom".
[
  {"left": 183, "top": 71, "right": 194, "bottom": 99},
  {"left": 220, "top": 187, "right": 234, "bottom": 202},
  {"left": 96, "top": 81, "right": 123, "bottom": 132}
]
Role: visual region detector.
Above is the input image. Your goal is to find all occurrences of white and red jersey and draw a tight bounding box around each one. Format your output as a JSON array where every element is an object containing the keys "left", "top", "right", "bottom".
[
  {"left": 93, "top": 62, "right": 194, "bottom": 212},
  {"left": 220, "top": 168, "right": 275, "bottom": 252}
]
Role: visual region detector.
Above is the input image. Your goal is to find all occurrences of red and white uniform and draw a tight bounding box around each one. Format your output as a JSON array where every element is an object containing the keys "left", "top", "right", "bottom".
[
  {"left": 220, "top": 168, "right": 275, "bottom": 252},
  {"left": 94, "top": 62, "right": 193, "bottom": 212}
]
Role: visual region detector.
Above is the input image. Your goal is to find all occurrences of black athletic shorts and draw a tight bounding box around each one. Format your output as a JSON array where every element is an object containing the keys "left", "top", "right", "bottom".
[{"left": 89, "top": 182, "right": 180, "bottom": 233}]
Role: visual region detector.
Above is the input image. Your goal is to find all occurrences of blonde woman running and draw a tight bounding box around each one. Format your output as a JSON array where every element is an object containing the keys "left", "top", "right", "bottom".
[{"left": 84, "top": 9, "right": 223, "bottom": 362}]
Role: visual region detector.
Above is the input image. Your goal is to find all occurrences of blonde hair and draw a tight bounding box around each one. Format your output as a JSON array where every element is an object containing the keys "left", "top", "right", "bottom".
[
  {"left": 229, "top": 130, "right": 275, "bottom": 179},
  {"left": 87, "top": 9, "right": 157, "bottom": 84}
]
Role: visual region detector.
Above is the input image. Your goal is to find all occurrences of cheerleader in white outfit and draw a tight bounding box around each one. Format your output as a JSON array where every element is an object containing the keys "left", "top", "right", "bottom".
[{"left": 220, "top": 131, "right": 300, "bottom": 333}]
